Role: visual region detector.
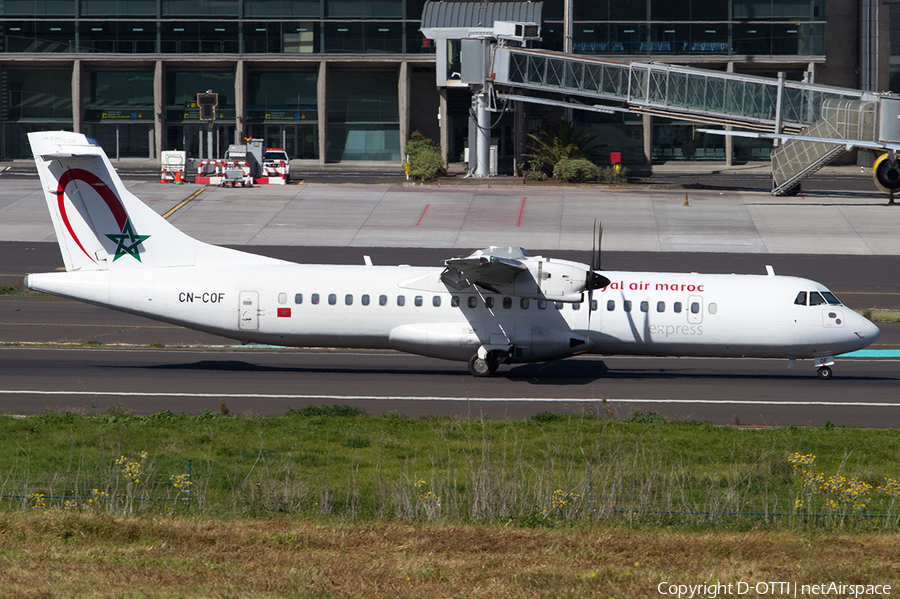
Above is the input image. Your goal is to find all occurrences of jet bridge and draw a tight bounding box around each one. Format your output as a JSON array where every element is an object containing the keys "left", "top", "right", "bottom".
[{"left": 488, "top": 46, "right": 898, "bottom": 195}]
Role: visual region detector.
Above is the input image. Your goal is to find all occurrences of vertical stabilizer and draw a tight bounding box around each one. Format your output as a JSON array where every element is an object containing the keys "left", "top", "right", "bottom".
[{"left": 29, "top": 131, "right": 197, "bottom": 271}]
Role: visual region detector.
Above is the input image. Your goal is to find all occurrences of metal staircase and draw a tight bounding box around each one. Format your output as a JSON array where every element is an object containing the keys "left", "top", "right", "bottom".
[{"left": 771, "top": 99, "right": 877, "bottom": 195}]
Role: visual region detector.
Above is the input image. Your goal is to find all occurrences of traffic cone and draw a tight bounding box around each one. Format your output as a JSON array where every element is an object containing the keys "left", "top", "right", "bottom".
[
  {"left": 159, "top": 168, "right": 168, "bottom": 184},
  {"left": 173, "top": 169, "right": 183, "bottom": 185}
]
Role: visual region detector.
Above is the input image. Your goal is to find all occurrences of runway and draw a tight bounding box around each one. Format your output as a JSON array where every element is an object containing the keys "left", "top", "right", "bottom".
[
  {"left": 1, "top": 345, "right": 899, "bottom": 427},
  {"left": 2, "top": 242, "right": 899, "bottom": 426}
]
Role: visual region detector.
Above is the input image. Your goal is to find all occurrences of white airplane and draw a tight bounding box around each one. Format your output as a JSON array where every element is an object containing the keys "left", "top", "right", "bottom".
[{"left": 25, "top": 131, "right": 880, "bottom": 380}]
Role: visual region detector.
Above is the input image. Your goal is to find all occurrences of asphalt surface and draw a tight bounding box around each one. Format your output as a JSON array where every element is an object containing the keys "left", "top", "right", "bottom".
[
  {"left": 2, "top": 165, "right": 899, "bottom": 425},
  {"left": 2, "top": 243, "right": 899, "bottom": 425},
  {"left": 1, "top": 345, "right": 898, "bottom": 427}
]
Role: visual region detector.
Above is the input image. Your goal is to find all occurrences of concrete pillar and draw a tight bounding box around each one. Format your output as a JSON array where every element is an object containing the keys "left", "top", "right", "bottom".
[
  {"left": 235, "top": 59, "right": 246, "bottom": 144},
  {"left": 72, "top": 59, "right": 83, "bottom": 133},
  {"left": 725, "top": 62, "right": 734, "bottom": 166},
  {"left": 439, "top": 87, "right": 449, "bottom": 167},
  {"left": 399, "top": 61, "right": 410, "bottom": 157},
  {"left": 514, "top": 99, "right": 525, "bottom": 176},
  {"left": 642, "top": 113, "right": 652, "bottom": 166},
  {"left": 563, "top": 0, "right": 574, "bottom": 53},
  {"left": 317, "top": 60, "right": 328, "bottom": 164},
  {"left": 476, "top": 92, "right": 490, "bottom": 177},
  {"left": 154, "top": 60, "right": 165, "bottom": 158}
]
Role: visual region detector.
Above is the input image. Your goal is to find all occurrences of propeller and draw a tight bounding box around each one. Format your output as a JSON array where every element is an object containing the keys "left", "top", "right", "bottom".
[{"left": 585, "top": 220, "right": 610, "bottom": 349}]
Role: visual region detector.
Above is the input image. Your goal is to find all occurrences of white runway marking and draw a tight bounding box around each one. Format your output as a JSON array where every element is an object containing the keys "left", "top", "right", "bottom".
[{"left": 1, "top": 389, "right": 899, "bottom": 407}]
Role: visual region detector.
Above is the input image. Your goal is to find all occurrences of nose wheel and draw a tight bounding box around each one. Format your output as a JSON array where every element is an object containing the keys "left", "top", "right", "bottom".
[{"left": 817, "top": 366, "right": 833, "bottom": 380}]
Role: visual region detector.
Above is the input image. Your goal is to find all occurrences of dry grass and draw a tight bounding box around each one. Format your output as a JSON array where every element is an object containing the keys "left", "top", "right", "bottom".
[{"left": 1, "top": 513, "right": 898, "bottom": 598}]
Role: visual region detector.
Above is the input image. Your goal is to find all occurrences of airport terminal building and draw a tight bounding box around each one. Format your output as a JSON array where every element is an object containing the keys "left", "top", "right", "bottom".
[{"left": 0, "top": 0, "right": 896, "bottom": 165}]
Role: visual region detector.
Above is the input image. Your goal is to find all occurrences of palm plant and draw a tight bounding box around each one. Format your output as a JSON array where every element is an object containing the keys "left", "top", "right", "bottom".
[{"left": 523, "top": 117, "right": 607, "bottom": 175}]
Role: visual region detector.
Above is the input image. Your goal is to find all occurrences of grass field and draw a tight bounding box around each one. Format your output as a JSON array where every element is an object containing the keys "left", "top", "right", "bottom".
[
  {"left": 2, "top": 514, "right": 900, "bottom": 598},
  {"left": 5, "top": 406, "right": 900, "bottom": 527},
  {"left": 4, "top": 407, "right": 900, "bottom": 597}
]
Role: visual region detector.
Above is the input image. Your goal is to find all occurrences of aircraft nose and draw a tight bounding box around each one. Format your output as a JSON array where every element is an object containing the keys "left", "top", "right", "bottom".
[{"left": 854, "top": 314, "right": 881, "bottom": 348}]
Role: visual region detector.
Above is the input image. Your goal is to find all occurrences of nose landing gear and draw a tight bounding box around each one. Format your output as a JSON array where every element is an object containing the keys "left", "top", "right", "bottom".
[
  {"left": 815, "top": 356, "right": 834, "bottom": 381},
  {"left": 817, "top": 366, "right": 833, "bottom": 380}
]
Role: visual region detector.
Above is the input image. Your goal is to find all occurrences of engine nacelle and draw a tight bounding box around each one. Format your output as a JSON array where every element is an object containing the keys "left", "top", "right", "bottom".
[{"left": 873, "top": 152, "right": 900, "bottom": 194}]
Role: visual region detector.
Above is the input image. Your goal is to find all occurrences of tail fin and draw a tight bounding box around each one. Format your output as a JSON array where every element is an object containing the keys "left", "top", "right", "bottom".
[{"left": 29, "top": 131, "right": 197, "bottom": 271}]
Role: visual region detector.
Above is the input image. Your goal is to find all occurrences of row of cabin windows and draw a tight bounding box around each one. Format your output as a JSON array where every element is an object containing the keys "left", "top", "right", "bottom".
[
  {"left": 276, "top": 293, "right": 717, "bottom": 314},
  {"left": 606, "top": 299, "right": 717, "bottom": 315}
]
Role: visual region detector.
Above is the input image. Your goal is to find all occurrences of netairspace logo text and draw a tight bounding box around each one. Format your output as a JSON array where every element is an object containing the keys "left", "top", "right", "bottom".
[{"left": 657, "top": 581, "right": 891, "bottom": 598}]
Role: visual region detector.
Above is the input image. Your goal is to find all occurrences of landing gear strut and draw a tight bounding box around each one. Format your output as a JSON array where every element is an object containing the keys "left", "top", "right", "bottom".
[
  {"left": 468, "top": 349, "right": 509, "bottom": 377},
  {"left": 817, "top": 366, "right": 833, "bottom": 380}
]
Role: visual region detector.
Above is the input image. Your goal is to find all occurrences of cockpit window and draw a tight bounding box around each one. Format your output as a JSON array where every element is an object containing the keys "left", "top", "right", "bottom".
[
  {"left": 821, "top": 291, "right": 841, "bottom": 305},
  {"left": 794, "top": 291, "right": 807, "bottom": 306},
  {"left": 808, "top": 291, "right": 826, "bottom": 306}
]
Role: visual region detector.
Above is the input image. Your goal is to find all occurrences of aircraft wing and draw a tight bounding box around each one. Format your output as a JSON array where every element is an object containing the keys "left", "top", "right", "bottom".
[{"left": 441, "top": 255, "right": 528, "bottom": 292}]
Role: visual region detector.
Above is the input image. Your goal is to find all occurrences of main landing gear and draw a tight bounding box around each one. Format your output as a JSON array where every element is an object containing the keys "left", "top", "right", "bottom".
[
  {"left": 468, "top": 348, "right": 511, "bottom": 377},
  {"left": 817, "top": 366, "right": 833, "bottom": 380}
]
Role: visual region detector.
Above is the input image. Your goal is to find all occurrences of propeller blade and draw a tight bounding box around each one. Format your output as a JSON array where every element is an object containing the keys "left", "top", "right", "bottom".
[{"left": 594, "top": 222, "right": 603, "bottom": 272}]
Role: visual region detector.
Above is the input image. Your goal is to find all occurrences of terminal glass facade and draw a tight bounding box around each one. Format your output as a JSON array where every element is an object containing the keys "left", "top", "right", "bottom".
[
  {"left": 247, "top": 71, "right": 319, "bottom": 159},
  {"left": 0, "top": 69, "right": 73, "bottom": 158},
  {"left": 327, "top": 69, "right": 400, "bottom": 161},
  {"left": 550, "top": 0, "right": 826, "bottom": 57},
  {"left": 1, "top": 0, "right": 433, "bottom": 54}
]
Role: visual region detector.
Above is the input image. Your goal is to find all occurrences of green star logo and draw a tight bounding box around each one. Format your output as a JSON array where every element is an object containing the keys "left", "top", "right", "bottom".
[{"left": 105, "top": 219, "right": 150, "bottom": 262}]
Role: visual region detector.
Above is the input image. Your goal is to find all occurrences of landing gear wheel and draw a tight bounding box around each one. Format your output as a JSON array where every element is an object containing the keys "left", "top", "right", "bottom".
[
  {"left": 817, "top": 366, "right": 833, "bottom": 380},
  {"left": 468, "top": 354, "right": 492, "bottom": 377}
]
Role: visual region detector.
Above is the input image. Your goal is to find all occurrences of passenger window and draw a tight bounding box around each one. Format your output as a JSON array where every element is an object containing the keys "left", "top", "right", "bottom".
[
  {"left": 328, "top": 293, "right": 337, "bottom": 305},
  {"left": 691, "top": 302, "right": 700, "bottom": 314},
  {"left": 433, "top": 296, "right": 441, "bottom": 307},
  {"left": 503, "top": 297, "right": 512, "bottom": 309},
  {"left": 485, "top": 297, "right": 494, "bottom": 309},
  {"left": 572, "top": 302, "right": 580, "bottom": 311},
  {"left": 520, "top": 298, "right": 530, "bottom": 309},
  {"left": 623, "top": 300, "right": 632, "bottom": 312},
  {"left": 809, "top": 291, "right": 825, "bottom": 306},
  {"left": 294, "top": 293, "right": 303, "bottom": 304},
  {"left": 278, "top": 293, "right": 287, "bottom": 305},
  {"left": 673, "top": 302, "right": 682, "bottom": 313},
  {"left": 555, "top": 302, "right": 564, "bottom": 310},
  {"left": 640, "top": 301, "right": 649, "bottom": 312},
  {"left": 537, "top": 300, "right": 547, "bottom": 310},
  {"left": 379, "top": 295, "right": 387, "bottom": 306},
  {"left": 591, "top": 299, "right": 598, "bottom": 311},
  {"left": 414, "top": 296, "right": 423, "bottom": 307},
  {"left": 468, "top": 296, "right": 477, "bottom": 308},
  {"left": 708, "top": 302, "right": 717, "bottom": 314},
  {"left": 311, "top": 293, "right": 320, "bottom": 305},
  {"left": 794, "top": 291, "right": 807, "bottom": 306},
  {"left": 607, "top": 299, "right": 615, "bottom": 311},
  {"left": 345, "top": 294, "right": 353, "bottom": 306},
  {"left": 361, "top": 295, "right": 370, "bottom": 306},
  {"left": 451, "top": 296, "right": 460, "bottom": 307},
  {"left": 657, "top": 301, "right": 665, "bottom": 312},
  {"left": 397, "top": 295, "right": 406, "bottom": 306}
]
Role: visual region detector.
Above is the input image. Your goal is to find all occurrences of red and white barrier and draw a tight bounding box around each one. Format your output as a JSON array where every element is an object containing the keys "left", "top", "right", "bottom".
[{"left": 194, "top": 159, "right": 288, "bottom": 186}]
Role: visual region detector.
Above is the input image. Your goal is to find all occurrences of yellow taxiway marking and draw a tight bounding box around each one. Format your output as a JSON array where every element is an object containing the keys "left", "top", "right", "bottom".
[{"left": 162, "top": 189, "right": 203, "bottom": 219}]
